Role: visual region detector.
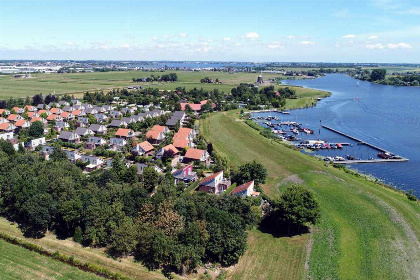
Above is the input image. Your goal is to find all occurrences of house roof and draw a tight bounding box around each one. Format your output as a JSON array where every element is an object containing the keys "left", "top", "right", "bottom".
[
  {"left": 15, "top": 119, "right": 29, "bottom": 127},
  {"left": 49, "top": 108, "right": 61, "bottom": 114},
  {"left": 61, "top": 112, "right": 71, "bottom": 118},
  {"left": 138, "top": 141, "right": 154, "bottom": 152},
  {"left": 185, "top": 148, "right": 205, "bottom": 160},
  {"left": 27, "top": 112, "right": 36, "bottom": 118},
  {"left": 7, "top": 114, "right": 19, "bottom": 121},
  {"left": 75, "top": 127, "right": 93, "bottom": 135},
  {"left": 72, "top": 110, "right": 81, "bottom": 116},
  {"left": 151, "top": 125, "right": 167, "bottom": 133},
  {"left": 47, "top": 114, "right": 59, "bottom": 120},
  {"left": 146, "top": 130, "right": 161, "bottom": 140},
  {"left": 180, "top": 103, "right": 202, "bottom": 111},
  {"left": 163, "top": 144, "right": 179, "bottom": 155},
  {"left": 30, "top": 117, "right": 44, "bottom": 123},
  {"left": 231, "top": 180, "right": 254, "bottom": 195},
  {"left": 12, "top": 107, "right": 22, "bottom": 112},
  {"left": 173, "top": 138, "right": 189, "bottom": 149},
  {"left": 38, "top": 110, "right": 48, "bottom": 115},
  {"left": 0, "top": 122, "right": 13, "bottom": 130},
  {"left": 174, "top": 127, "right": 192, "bottom": 140},
  {"left": 115, "top": 128, "right": 133, "bottom": 137},
  {"left": 166, "top": 118, "right": 179, "bottom": 126},
  {"left": 110, "top": 120, "right": 126, "bottom": 127},
  {"left": 199, "top": 171, "right": 223, "bottom": 185},
  {"left": 89, "top": 124, "right": 106, "bottom": 131},
  {"left": 59, "top": 131, "right": 78, "bottom": 140}
]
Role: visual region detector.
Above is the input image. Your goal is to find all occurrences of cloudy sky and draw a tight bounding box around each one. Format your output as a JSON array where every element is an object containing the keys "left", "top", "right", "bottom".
[{"left": 0, "top": 0, "right": 419, "bottom": 62}]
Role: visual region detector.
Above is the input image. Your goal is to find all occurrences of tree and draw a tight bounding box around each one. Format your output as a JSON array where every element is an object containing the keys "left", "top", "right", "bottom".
[
  {"left": 21, "top": 193, "right": 55, "bottom": 238},
  {"left": 272, "top": 185, "right": 320, "bottom": 235},
  {"left": 50, "top": 148, "right": 67, "bottom": 162},
  {"left": 143, "top": 166, "right": 159, "bottom": 192},
  {"left": 233, "top": 160, "right": 267, "bottom": 186},
  {"left": 28, "top": 121, "right": 44, "bottom": 138},
  {"left": 370, "top": 69, "right": 386, "bottom": 81}
]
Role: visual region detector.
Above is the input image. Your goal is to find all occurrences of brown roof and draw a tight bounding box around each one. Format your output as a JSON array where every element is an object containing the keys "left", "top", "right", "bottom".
[
  {"left": 185, "top": 148, "right": 205, "bottom": 160},
  {"left": 115, "top": 128, "right": 133, "bottom": 137},
  {"left": 163, "top": 144, "right": 179, "bottom": 155}
]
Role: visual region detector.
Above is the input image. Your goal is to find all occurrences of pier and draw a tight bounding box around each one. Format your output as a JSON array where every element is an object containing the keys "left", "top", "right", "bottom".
[{"left": 322, "top": 125, "right": 408, "bottom": 163}]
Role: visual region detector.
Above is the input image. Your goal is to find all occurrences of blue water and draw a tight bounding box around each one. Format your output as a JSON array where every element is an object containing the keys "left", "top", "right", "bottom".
[{"left": 255, "top": 74, "right": 420, "bottom": 194}]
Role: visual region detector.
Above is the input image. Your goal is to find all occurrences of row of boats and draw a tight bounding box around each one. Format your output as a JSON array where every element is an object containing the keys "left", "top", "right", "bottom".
[{"left": 296, "top": 141, "right": 344, "bottom": 150}]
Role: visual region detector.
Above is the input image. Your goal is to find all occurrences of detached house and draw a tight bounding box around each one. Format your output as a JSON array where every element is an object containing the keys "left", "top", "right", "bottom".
[
  {"left": 131, "top": 141, "right": 154, "bottom": 156},
  {"left": 25, "top": 137, "right": 46, "bottom": 151},
  {"left": 12, "top": 107, "right": 24, "bottom": 114},
  {"left": 156, "top": 144, "right": 179, "bottom": 159},
  {"left": 0, "top": 122, "right": 16, "bottom": 132},
  {"left": 109, "top": 119, "right": 127, "bottom": 128},
  {"left": 7, "top": 114, "right": 23, "bottom": 122},
  {"left": 146, "top": 130, "right": 165, "bottom": 145},
  {"left": 60, "top": 111, "right": 75, "bottom": 120},
  {"left": 24, "top": 105, "right": 37, "bottom": 112},
  {"left": 172, "top": 164, "right": 197, "bottom": 184},
  {"left": 230, "top": 180, "right": 259, "bottom": 198},
  {"left": 14, "top": 119, "right": 31, "bottom": 130},
  {"left": 86, "top": 136, "right": 107, "bottom": 149},
  {"left": 0, "top": 109, "right": 10, "bottom": 116},
  {"left": 49, "top": 108, "right": 63, "bottom": 115},
  {"left": 59, "top": 131, "right": 81, "bottom": 143},
  {"left": 198, "top": 171, "right": 231, "bottom": 194},
  {"left": 115, "top": 128, "right": 135, "bottom": 139},
  {"left": 110, "top": 137, "right": 127, "bottom": 151},
  {"left": 89, "top": 124, "right": 107, "bottom": 135},
  {"left": 81, "top": 155, "right": 104, "bottom": 172},
  {"left": 184, "top": 148, "right": 209, "bottom": 165},
  {"left": 94, "top": 113, "right": 108, "bottom": 123},
  {"left": 75, "top": 127, "right": 94, "bottom": 137},
  {"left": 173, "top": 127, "right": 195, "bottom": 149},
  {"left": 109, "top": 110, "right": 122, "bottom": 119}
]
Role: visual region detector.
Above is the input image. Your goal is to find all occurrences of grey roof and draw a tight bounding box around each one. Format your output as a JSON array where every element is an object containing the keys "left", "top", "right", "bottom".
[
  {"left": 75, "top": 127, "right": 92, "bottom": 136},
  {"left": 89, "top": 124, "right": 107, "bottom": 132},
  {"left": 109, "top": 120, "right": 126, "bottom": 127},
  {"left": 59, "top": 131, "right": 78, "bottom": 140},
  {"left": 166, "top": 118, "right": 179, "bottom": 126},
  {"left": 173, "top": 111, "right": 185, "bottom": 117},
  {"left": 37, "top": 104, "right": 45, "bottom": 109}
]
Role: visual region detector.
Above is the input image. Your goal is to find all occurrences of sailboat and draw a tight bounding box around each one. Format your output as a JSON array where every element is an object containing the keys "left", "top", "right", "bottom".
[{"left": 356, "top": 81, "right": 360, "bottom": 86}]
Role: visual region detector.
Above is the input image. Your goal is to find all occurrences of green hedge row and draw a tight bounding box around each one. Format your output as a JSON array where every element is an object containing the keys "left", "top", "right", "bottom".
[{"left": 0, "top": 232, "right": 131, "bottom": 280}]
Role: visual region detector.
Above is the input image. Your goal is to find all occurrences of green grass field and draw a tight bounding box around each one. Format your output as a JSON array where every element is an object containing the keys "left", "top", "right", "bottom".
[
  {"left": 0, "top": 70, "right": 283, "bottom": 98},
  {"left": 200, "top": 110, "right": 420, "bottom": 280},
  {"left": 0, "top": 238, "right": 103, "bottom": 280},
  {"left": 0, "top": 219, "right": 166, "bottom": 280}
]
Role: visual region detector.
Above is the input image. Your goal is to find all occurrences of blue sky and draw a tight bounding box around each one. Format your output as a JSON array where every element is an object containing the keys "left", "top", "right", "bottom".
[{"left": 0, "top": 0, "right": 419, "bottom": 62}]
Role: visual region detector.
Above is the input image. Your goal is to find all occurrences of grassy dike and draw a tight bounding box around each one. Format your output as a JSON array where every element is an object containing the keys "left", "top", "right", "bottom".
[{"left": 200, "top": 109, "right": 420, "bottom": 280}]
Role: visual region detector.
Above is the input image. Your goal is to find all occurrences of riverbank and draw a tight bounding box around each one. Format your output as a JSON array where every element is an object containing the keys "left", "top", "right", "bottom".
[{"left": 200, "top": 109, "right": 420, "bottom": 279}]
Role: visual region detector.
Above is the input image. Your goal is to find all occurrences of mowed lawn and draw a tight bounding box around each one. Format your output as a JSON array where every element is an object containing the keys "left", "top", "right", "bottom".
[
  {"left": 0, "top": 218, "right": 166, "bottom": 280},
  {"left": 0, "top": 70, "right": 282, "bottom": 98},
  {"left": 200, "top": 110, "right": 420, "bottom": 280},
  {"left": 0, "top": 238, "right": 102, "bottom": 280}
]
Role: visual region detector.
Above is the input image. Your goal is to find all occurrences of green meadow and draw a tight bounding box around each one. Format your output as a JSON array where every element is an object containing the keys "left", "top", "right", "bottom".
[{"left": 200, "top": 110, "right": 420, "bottom": 280}]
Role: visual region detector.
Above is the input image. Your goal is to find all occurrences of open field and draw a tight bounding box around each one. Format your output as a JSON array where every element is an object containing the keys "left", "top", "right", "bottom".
[
  {"left": 0, "top": 70, "right": 282, "bottom": 98},
  {"left": 200, "top": 110, "right": 420, "bottom": 280},
  {"left": 0, "top": 218, "right": 166, "bottom": 280},
  {"left": 0, "top": 238, "right": 103, "bottom": 280}
]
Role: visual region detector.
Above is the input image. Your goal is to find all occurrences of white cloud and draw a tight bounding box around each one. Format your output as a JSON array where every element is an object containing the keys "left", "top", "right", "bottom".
[
  {"left": 66, "top": 41, "right": 75, "bottom": 46},
  {"left": 244, "top": 32, "right": 260, "bottom": 39},
  {"left": 300, "top": 41, "right": 316, "bottom": 45},
  {"left": 266, "top": 41, "right": 284, "bottom": 49},
  {"left": 152, "top": 36, "right": 158, "bottom": 41},
  {"left": 223, "top": 37, "right": 231, "bottom": 41},
  {"left": 157, "top": 44, "right": 165, "bottom": 49},
  {"left": 386, "top": 42, "right": 412, "bottom": 49},
  {"left": 369, "top": 35, "right": 379, "bottom": 39},
  {"left": 287, "top": 35, "right": 296, "bottom": 39},
  {"left": 366, "top": 43, "right": 385, "bottom": 49},
  {"left": 121, "top": 44, "right": 130, "bottom": 49},
  {"left": 342, "top": 34, "right": 356, "bottom": 39},
  {"left": 162, "top": 35, "right": 169, "bottom": 39},
  {"left": 179, "top": 33, "right": 188, "bottom": 38}
]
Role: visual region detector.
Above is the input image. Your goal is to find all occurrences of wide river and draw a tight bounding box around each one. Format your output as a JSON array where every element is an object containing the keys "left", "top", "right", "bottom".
[{"left": 256, "top": 74, "right": 420, "bottom": 194}]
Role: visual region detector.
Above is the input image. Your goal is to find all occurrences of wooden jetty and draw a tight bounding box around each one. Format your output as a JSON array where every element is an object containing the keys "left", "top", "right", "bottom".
[{"left": 322, "top": 125, "right": 408, "bottom": 163}]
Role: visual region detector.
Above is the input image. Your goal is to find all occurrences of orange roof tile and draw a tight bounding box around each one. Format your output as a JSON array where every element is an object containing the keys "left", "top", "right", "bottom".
[
  {"left": 15, "top": 119, "right": 28, "bottom": 127},
  {"left": 231, "top": 180, "right": 254, "bottom": 195},
  {"left": 185, "top": 148, "right": 205, "bottom": 160},
  {"left": 47, "top": 114, "right": 59, "bottom": 121},
  {"left": 0, "top": 122, "right": 12, "bottom": 130},
  {"left": 72, "top": 110, "right": 81, "bottom": 116},
  {"left": 7, "top": 114, "right": 18, "bottom": 121},
  {"left": 115, "top": 128, "right": 133, "bottom": 137},
  {"left": 173, "top": 138, "right": 189, "bottom": 149},
  {"left": 50, "top": 108, "right": 60, "bottom": 114},
  {"left": 163, "top": 144, "right": 179, "bottom": 155},
  {"left": 146, "top": 130, "right": 161, "bottom": 140},
  {"left": 139, "top": 141, "right": 154, "bottom": 152},
  {"left": 61, "top": 112, "right": 71, "bottom": 118},
  {"left": 30, "top": 116, "right": 44, "bottom": 123},
  {"left": 200, "top": 171, "right": 223, "bottom": 185},
  {"left": 151, "top": 125, "right": 167, "bottom": 133}
]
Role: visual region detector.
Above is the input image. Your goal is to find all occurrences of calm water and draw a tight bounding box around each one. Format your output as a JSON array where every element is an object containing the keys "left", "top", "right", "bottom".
[{"left": 256, "top": 74, "right": 420, "bottom": 194}]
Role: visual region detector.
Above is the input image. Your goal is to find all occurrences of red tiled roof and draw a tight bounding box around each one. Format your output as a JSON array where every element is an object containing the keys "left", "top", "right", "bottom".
[
  {"left": 72, "top": 110, "right": 81, "bottom": 116},
  {"left": 231, "top": 180, "right": 254, "bottom": 195},
  {"left": 61, "top": 112, "right": 71, "bottom": 118},
  {"left": 12, "top": 107, "right": 22, "bottom": 112},
  {"left": 30, "top": 117, "right": 44, "bottom": 123},
  {"left": 0, "top": 122, "right": 12, "bottom": 130},
  {"left": 115, "top": 128, "right": 133, "bottom": 137},
  {"left": 151, "top": 125, "right": 167, "bottom": 133},
  {"left": 15, "top": 119, "right": 28, "bottom": 127},
  {"left": 146, "top": 130, "right": 161, "bottom": 140},
  {"left": 173, "top": 138, "right": 189, "bottom": 149},
  {"left": 180, "top": 103, "right": 202, "bottom": 111},
  {"left": 200, "top": 171, "right": 223, "bottom": 185},
  {"left": 47, "top": 114, "right": 59, "bottom": 121},
  {"left": 27, "top": 112, "right": 36, "bottom": 118},
  {"left": 50, "top": 108, "right": 60, "bottom": 114},
  {"left": 139, "top": 141, "right": 154, "bottom": 152},
  {"left": 7, "top": 114, "right": 18, "bottom": 121},
  {"left": 185, "top": 148, "right": 205, "bottom": 160},
  {"left": 38, "top": 110, "right": 48, "bottom": 115},
  {"left": 163, "top": 144, "right": 179, "bottom": 155}
]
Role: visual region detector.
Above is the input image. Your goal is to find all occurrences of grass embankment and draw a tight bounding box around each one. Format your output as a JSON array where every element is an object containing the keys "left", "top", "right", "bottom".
[
  {"left": 0, "top": 70, "right": 282, "bottom": 98},
  {"left": 0, "top": 218, "right": 166, "bottom": 280},
  {"left": 200, "top": 110, "right": 420, "bottom": 280},
  {"left": 0, "top": 238, "right": 103, "bottom": 280}
]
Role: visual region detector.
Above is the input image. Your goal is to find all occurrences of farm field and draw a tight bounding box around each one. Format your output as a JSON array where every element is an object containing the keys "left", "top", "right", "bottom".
[
  {"left": 200, "top": 109, "right": 420, "bottom": 280},
  {"left": 0, "top": 70, "right": 283, "bottom": 98},
  {"left": 0, "top": 238, "right": 103, "bottom": 280}
]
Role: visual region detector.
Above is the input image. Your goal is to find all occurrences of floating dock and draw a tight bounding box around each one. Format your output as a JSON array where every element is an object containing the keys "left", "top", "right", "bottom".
[{"left": 322, "top": 125, "right": 408, "bottom": 163}]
